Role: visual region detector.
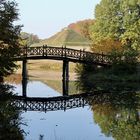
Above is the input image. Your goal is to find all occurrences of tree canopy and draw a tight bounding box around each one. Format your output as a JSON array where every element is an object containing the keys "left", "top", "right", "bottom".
[
  {"left": 0, "top": 0, "right": 21, "bottom": 79},
  {"left": 89, "top": 0, "right": 140, "bottom": 53}
]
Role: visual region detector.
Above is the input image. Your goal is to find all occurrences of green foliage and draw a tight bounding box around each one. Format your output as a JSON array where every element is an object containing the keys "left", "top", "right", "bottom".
[
  {"left": 0, "top": 0, "right": 21, "bottom": 77},
  {"left": 76, "top": 59, "right": 140, "bottom": 92},
  {"left": 76, "top": 0, "right": 140, "bottom": 92},
  {"left": 75, "top": 63, "right": 99, "bottom": 92},
  {"left": 109, "top": 49, "right": 138, "bottom": 75},
  {"left": 89, "top": 0, "right": 140, "bottom": 52}
]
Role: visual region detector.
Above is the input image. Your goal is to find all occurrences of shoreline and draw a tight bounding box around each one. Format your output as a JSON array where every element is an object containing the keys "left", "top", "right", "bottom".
[{"left": 5, "top": 70, "right": 77, "bottom": 84}]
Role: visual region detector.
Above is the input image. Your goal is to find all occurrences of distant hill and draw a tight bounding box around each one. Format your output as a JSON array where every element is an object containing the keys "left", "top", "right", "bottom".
[
  {"left": 32, "top": 19, "right": 94, "bottom": 47},
  {"left": 39, "top": 28, "right": 90, "bottom": 46}
]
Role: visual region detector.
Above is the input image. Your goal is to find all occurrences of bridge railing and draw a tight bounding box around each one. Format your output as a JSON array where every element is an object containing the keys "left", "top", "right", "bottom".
[
  {"left": 19, "top": 46, "right": 114, "bottom": 65},
  {"left": 11, "top": 94, "right": 90, "bottom": 111}
]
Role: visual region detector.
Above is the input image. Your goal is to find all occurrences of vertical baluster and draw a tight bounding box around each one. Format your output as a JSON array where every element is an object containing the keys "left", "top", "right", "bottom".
[
  {"left": 39, "top": 46, "right": 41, "bottom": 55},
  {"left": 64, "top": 45, "right": 66, "bottom": 57},
  {"left": 79, "top": 49, "right": 82, "bottom": 60},
  {"left": 34, "top": 47, "right": 36, "bottom": 55},
  {"left": 45, "top": 45, "right": 47, "bottom": 56},
  {"left": 62, "top": 46, "right": 63, "bottom": 57},
  {"left": 83, "top": 48, "right": 85, "bottom": 59},
  {"left": 25, "top": 45, "right": 28, "bottom": 57},
  {"left": 42, "top": 45, "right": 44, "bottom": 56},
  {"left": 101, "top": 52, "right": 104, "bottom": 63},
  {"left": 37, "top": 47, "right": 39, "bottom": 55}
]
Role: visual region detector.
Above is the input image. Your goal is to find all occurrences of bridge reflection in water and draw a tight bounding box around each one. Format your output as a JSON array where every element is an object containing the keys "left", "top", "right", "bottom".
[{"left": 11, "top": 93, "right": 96, "bottom": 112}]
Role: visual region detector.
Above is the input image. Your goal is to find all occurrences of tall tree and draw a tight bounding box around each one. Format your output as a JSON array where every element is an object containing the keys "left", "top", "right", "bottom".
[
  {"left": 90, "top": 0, "right": 140, "bottom": 53},
  {"left": 0, "top": 0, "right": 21, "bottom": 80}
]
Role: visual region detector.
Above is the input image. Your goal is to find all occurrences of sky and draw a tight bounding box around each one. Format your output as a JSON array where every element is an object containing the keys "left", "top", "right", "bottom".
[{"left": 15, "top": 0, "right": 101, "bottom": 39}]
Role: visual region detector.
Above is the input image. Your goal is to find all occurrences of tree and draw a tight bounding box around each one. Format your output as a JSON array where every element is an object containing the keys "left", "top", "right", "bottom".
[
  {"left": 0, "top": 0, "right": 21, "bottom": 81},
  {"left": 75, "top": 0, "right": 140, "bottom": 91},
  {"left": 20, "top": 32, "right": 40, "bottom": 46},
  {"left": 89, "top": 0, "right": 140, "bottom": 52},
  {"left": 68, "top": 19, "right": 95, "bottom": 40}
]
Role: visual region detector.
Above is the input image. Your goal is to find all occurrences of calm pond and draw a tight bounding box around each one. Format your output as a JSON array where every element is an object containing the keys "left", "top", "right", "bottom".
[
  {"left": 13, "top": 81, "right": 114, "bottom": 140},
  {"left": 2, "top": 79, "right": 138, "bottom": 140}
]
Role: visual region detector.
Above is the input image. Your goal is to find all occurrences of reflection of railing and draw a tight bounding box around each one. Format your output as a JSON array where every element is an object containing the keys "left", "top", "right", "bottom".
[
  {"left": 15, "top": 46, "right": 112, "bottom": 65},
  {"left": 11, "top": 93, "right": 94, "bottom": 112},
  {"left": 12, "top": 90, "right": 134, "bottom": 112}
]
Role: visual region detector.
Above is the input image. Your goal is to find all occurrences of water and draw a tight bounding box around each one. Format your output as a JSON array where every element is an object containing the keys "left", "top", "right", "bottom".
[
  {"left": 14, "top": 81, "right": 113, "bottom": 140},
  {"left": 13, "top": 81, "right": 60, "bottom": 97}
]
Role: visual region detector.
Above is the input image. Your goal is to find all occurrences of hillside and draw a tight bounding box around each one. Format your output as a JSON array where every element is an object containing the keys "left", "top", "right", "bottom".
[
  {"left": 32, "top": 19, "right": 94, "bottom": 47},
  {"left": 68, "top": 19, "right": 95, "bottom": 36},
  {"left": 36, "top": 28, "right": 91, "bottom": 46}
]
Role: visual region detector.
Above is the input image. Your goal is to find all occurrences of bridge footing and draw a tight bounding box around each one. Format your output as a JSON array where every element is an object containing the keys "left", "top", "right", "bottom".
[{"left": 62, "top": 60, "right": 69, "bottom": 96}]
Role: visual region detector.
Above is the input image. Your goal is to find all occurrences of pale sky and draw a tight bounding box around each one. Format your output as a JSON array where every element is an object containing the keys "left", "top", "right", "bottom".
[{"left": 15, "top": 0, "right": 101, "bottom": 39}]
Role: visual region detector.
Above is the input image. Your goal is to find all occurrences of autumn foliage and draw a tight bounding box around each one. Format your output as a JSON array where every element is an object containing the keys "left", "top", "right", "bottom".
[
  {"left": 91, "top": 38, "right": 123, "bottom": 54},
  {"left": 68, "top": 19, "right": 95, "bottom": 39}
]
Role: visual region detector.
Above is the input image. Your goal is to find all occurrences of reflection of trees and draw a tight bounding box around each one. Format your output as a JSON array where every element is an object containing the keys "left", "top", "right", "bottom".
[
  {"left": 89, "top": 92, "right": 140, "bottom": 140},
  {"left": 76, "top": 63, "right": 140, "bottom": 92},
  {"left": 0, "top": 84, "right": 24, "bottom": 140},
  {"left": 76, "top": 58, "right": 140, "bottom": 139}
]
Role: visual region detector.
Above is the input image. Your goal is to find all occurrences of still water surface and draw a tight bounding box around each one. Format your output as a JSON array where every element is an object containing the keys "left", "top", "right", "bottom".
[{"left": 14, "top": 81, "right": 113, "bottom": 140}]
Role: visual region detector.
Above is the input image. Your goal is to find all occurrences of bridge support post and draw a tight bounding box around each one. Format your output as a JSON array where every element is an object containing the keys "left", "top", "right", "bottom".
[
  {"left": 62, "top": 60, "right": 69, "bottom": 96},
  {"left": 22, "top": 59, "right": 27, "bottom": 97}
]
